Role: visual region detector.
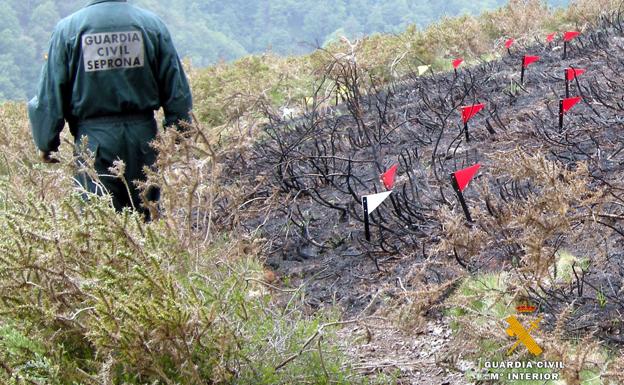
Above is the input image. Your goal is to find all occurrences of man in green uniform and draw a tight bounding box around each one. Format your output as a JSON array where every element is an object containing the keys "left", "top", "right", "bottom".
[{"left": 28, "top": 0, "right": 192, "bottom": 217}]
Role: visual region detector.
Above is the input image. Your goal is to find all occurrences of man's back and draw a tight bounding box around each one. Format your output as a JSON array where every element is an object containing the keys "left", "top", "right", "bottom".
[
  {"left": 28, "top": 0, "right": 192, "bottom": 216},
  {"left": 29, "top": 0, "right": 192, "bottom": 153}
]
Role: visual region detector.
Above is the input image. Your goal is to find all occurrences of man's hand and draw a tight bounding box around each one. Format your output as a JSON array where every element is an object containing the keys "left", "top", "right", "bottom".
[{"left": 40, "top": 150, "right": 60, "bottom": 164}]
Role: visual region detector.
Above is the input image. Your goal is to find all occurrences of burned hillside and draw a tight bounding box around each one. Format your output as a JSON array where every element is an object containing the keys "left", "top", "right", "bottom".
[{"left": 222, "top": 10, "right": 624, "bottom": 347}]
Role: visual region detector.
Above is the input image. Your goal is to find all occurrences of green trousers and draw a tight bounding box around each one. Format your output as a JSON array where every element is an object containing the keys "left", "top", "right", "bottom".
[{"left": 74, "top": 114, "right": 160, "bottom": 217}]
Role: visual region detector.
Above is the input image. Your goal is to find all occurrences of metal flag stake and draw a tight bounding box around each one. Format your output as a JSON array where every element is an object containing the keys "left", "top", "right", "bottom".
[
  {"left": 453, "top": 58, "right": 463, "bottom": 77},
  {"left": 565, "top": 67, "right": 586, "bottom": 98},
  {"left": 505, "top": 38, "right": 514, "bottom": 55},
  {"left": 559, "top": 96, "right": 582, "bottom": 131},
  {"left": 521, "top": 55, "right": 540, "bottom": 84},
  {"left": 563, "top": 31, "right": 580, "bottom": 59},
  {"left": 361, "top": 191, "right": 392, "bottom": 241},
  {"left": 451, "top": 164, "right": 481, "bottom": 223},
  {"left": 460, "top": 104, "right": 485, "bottom": 142}
]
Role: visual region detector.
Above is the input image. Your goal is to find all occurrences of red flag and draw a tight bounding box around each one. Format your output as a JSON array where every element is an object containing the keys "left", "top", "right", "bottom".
[
  {"left": 505, "top": 38, "right": 515, "bottom": 49},
  {"left": 564, "top": 31, "right": 580, "bottom": 42},
  {"left": 562, "top": 96, "right": 582, "bottom": 113},
  {"left": 505, "top": 38, "right": 514, "bottom": 49},
  {"left": 380, "top": 164, "right": 398, "bottom": 190},
  {"left": 566, "top": 68, "right": 586, "bottom": 81},
  {"left": 454, "top": 164, "right": 481, "bottom": 192},
  {"left": 523, "top": 55, "right": 540, "bottom": 68},
  {"left": 546, "top": 32, "right": 556, "bottom": 42},
  {"left": 452, "top": 58, "right": 464, "bottom": 69},
  {"left": 461, "top": 104, "right": 485, "bottom": 124}
]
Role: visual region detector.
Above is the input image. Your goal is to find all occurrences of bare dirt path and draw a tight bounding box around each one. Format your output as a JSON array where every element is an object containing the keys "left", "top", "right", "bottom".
[{"left": 338, "top": 317, "right": 469, "bottom": 385}]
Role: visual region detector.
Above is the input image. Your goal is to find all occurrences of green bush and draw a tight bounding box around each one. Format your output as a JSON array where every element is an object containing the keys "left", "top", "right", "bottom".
[
  {"left": 0, "top": 190, "right": 355, "bottom": 384},
  {"left": 0, "top": 103, "right": 360, "bottom": 385}
]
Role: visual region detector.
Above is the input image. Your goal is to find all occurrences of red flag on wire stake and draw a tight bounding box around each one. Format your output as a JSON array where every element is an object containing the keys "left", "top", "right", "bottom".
[
  {"left": 523, "top": 55, "right": 540, "bottom": 68},
  {"left": 461, "top": 104, "right": 485, "bottom": 124},
  {"left": 452, "top": 58, "right": 464, "bottom": 69},
  {"left": 505, "top": 38, "right": 515, "bottom": 49},
  {"left": 380, "top": 164, "right": 398, "bottom": 190},
  {"left": 451, "top": 163, "right": 481, "bottom": 222},
  {"left": 521, "top": 56, "right": 540, "bottom": 84},
  {"left": 563, "top": 31, "right": 580, "bottom": 59},
  {"left": 454, "top": 164, "right": 481, "bottom": 192},
  {"left": 460, "top": 104, "right": 485, "bottom": 142},
  {"left": 566, "top": 68, "right": 586, "bottom": 81},
  {"left": 564, "top": 31, "right": 580, "bottom": 42},
  {"left": 562, "top": 96, "right": 581, "bottom": 113},
  {"left": 546, "top": 32, "right": 556, "bottom": 42},
  {"left": 559, "top": 96, "right": 582, "bottom": 130},
  {"left": 565, "top": 69, "right": 585, "bottom": 97}
]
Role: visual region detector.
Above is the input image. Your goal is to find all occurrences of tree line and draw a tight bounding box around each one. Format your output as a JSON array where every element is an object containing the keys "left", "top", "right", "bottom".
[{"left": 0, "top": 0, "right": 569, "bottom": 100}]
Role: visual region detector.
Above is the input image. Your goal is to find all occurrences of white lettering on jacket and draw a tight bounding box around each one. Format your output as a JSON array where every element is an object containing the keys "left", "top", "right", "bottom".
[{"left": 82, "top": 31, "right": 144, "bottom": 72}]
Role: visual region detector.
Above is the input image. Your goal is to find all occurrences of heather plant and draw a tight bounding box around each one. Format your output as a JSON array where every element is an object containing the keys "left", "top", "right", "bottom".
[
  {"left": 1, "top": 1, "right": 623, "bottom": 383},
  {"left": 480, "top": 0, "right": 554, "bottom": 39},
  {"left": 562, "top": 0, "right": 624, "bottom": 26},
  {"left": 438, "top": 148, "right": 624, "bottom": 382},
  {"left": 190, "top": 55, "right": 314, "bottom": 133},
  {"left": 0, "top": 103, "right": 363, "bottom": 384}
]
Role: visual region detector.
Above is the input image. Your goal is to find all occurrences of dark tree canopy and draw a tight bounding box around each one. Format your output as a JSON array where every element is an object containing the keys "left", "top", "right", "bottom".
[{"left": 0, "top": 0, "right": 570, "bottom": 100}]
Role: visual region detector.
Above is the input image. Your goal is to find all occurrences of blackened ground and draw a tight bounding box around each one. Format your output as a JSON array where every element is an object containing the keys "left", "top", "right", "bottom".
[{"left": 220, "top": 13, "right": 624, "bottom": 382}]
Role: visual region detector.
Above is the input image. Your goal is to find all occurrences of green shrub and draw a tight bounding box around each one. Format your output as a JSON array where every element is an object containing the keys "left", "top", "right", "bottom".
[
  {"left": 0, "top": 103, "right": 361, "bottom": 385},
  {"left": 0, "top": 190, "right": 355, "bottom": 384}
]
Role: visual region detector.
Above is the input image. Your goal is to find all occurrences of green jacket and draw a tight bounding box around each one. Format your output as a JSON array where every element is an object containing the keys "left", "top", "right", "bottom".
[{"left": 28, "top": 0, "right": 192, "bottom": 153}]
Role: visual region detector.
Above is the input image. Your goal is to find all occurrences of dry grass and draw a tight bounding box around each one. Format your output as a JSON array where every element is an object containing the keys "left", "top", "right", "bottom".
[{"left": 0, "top": 104, "right": 362, "bottom": 385}]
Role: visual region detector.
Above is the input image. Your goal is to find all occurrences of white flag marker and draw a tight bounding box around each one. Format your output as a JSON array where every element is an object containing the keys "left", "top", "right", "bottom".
[
  {"left": 362, "top": 191, "right": 392, "bottom": 214},
  {"left": 418, "top": 65, "right": 431, "bottom": 76},
  {"left": 361, "top": 191, "right": 392, "bottom": 241}
]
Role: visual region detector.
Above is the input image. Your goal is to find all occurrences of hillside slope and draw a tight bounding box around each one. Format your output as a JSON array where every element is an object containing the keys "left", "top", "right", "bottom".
[
  {"left": 0, "top": 0, "right": 623, "bottom": 384},
  {"left": 222, "top": 7, "right": 624, "bottom": 384}
]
